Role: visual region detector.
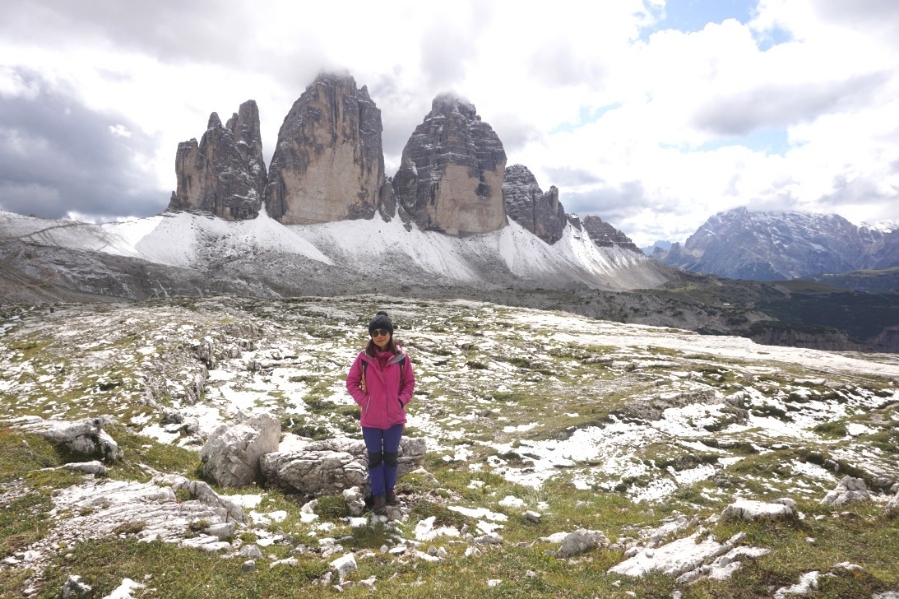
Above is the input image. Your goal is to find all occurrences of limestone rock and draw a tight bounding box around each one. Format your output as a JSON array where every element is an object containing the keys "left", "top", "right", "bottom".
[
  {"left": 168, "top": 100, "right": 266, "bottom": 220},
  {"left": 342, "top": 486, "right": 366, "bottom": 517},
  {"left": 885, "top": 488, "right": 899, "bottom": 514},
  {"left": 264, "top": 73, "right": 389, "bottom": 224},
  {"left": 721, "top": 498, "right": 796, "bottom": 521},
  {"left": 582, "top": 215, "right": 641, "bottom": 253},
  {"left": 557, "top": 528, "right": 609, "bottom": 558},
  {"left": 503, "top": 164, "right": 566, "bottom": 244},
  {"left": 820, "top": 476, "right": 871, "bottom": 506},
  {"left": 393, "top": 94, "right": 507, "bottom": 236},
  {"left": 239, "top": 544, "right": 263, "bottom": 559},
  {"left": 62, "top": 461, "right": 107, "bottom": 476},
  {"left": 261, "top": 436, "right": 426, "bottom": 497},
  {"left": 330, "top": 553, "right": 357, "bottom": 582},
  {"left": 199, "top": 413, "right": 281, "bottom": 487},
  {"left": 8, "top": 416, "right": 120, "bottom": 461},
  {"left": 60, "top": 575, "right": 92, "bottom": 597},
  {"left": 609, "top": 531, "right": 744, "bottom": 579},
  {"left": 774, "top": 571, "right": 820, "bottom": 599}
]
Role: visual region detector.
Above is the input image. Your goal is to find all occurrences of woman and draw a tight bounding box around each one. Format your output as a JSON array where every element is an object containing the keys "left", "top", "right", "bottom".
[{"left": 346, "top": 311, "right": 415, "bottom": 515}]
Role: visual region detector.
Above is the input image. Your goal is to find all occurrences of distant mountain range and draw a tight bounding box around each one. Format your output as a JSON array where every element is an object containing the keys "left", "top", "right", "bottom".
[{"left": 651, "top": 207, "right": 899, "bottom": 282}]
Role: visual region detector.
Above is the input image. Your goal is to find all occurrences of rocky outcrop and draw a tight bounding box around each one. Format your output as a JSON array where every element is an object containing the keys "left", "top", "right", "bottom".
[
  {"left": 7, "top": 415, "right": 120, "bottom": 460},
  {"left": 556, "top": 529, "right": 609, "bottom": 558},
  {"left": 264, "top": 73, "right": 389, "bottom": 225},
  {"left": 261, "top": 436, "right": 427, "bottom": 498},
  {"left": 168, "top": 100, "right": 266, "bottom": 220},
  {"left": 199, "top": 413, "right": 281, "bottom": 487},
  {"left": 582, "top": 215, "right": 641, "bottom": 253},
  {"left": 820, "top": 476, "right": 871, "bottom": 506},
  {"left": 608, "top": 528, "right": 770, "bottom": 584},
  {"left": 503, "top": 164, "right": 566, "bottom": 245},
  {"left": 721, "top": 498, "right": 796, "bottom": 521},
  {"left": 393, "top": 94, "right": 507, "bottom": 236}
]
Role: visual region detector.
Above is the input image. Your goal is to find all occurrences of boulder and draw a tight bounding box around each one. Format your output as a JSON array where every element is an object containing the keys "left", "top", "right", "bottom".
[
  {"left": 168, "top": 100, "right": 266, "bottom": 220},
  {"left": 264, "top": 73, "right": 390, "bottom": 224},
  {"left": 343, "top": 486, "right": 366, "bottom": 517},
  {"left": 884, "top": 488, "right": 899, "bottom": 514},
  {"left": 721, "top": 498, "right": 796, "bottom": 521},
  {"left": 557, "top": 528, "right": 609, "bottom": 558},
  {"left": 199, "top": 413, "right": 281, "bottom": 487},
  {"left": 820, "top": 476, "right": 871, "bottom": 506},
  {"left": 393, "top": 93, "right": 507, "bottom": 236},
  {"left": 8, "top": 416, "right": 120, "bottom": 460},
  {"left": 330, "top": 553, "right": 357, "bottom": 583},
  {"left": 503, "top": 164, "right": 566, "bottom": 245},
  {"left": 261, "top": 436, "right": 427, "bottom": 497},
  {"left": 60, "top": 575, "right": 92, "bottom": 598}
]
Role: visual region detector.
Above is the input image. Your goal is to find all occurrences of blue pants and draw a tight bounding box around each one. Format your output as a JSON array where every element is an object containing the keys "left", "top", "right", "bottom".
[{"left": 362, "top": 424, "right": 403, "bottom": 498}]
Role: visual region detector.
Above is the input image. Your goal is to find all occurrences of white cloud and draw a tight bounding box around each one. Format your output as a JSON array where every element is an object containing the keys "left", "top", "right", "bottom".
[{"left": 0, "top": 0, "right": 897, "bottom": 246}]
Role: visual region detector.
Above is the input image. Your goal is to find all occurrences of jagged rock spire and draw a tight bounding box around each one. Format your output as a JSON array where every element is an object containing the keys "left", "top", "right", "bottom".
[
  {"left": 168, "top": 100, "right": 266, "bottom": 220},
  {"left": 263, "top": 73, "right": 390, "bottom": 224},
  {"left": 503, "top": 164, "right": 567, "bottom": 245}
]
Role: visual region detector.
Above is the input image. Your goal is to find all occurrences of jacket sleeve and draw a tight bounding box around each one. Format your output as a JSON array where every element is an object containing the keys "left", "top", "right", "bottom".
[
  {"left": 346, "top": 354, "right": 367, "bottom": 407},
  {"left": 398, "top": 354, "right": 415, "bottom": 406}
]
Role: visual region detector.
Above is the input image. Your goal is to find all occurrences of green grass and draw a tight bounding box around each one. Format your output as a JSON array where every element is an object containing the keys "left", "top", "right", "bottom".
[{"left": 0, "top": 493, "right": 54, "bottom": 558}]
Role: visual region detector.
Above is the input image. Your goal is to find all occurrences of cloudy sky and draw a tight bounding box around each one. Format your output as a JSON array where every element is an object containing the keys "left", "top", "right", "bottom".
[{"left": 1, "top": 0, "right": 898, "bottom": 247}]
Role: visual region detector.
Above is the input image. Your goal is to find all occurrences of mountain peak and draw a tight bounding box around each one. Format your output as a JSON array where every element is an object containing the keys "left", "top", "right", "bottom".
[{"left": 655, "top": 207, "right": 899, "bottom": 279}]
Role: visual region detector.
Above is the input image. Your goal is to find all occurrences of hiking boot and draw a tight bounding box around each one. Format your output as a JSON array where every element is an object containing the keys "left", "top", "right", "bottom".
[
  {"left": 386, "top": 490, "right": 398, "bottom": 506},
  {"left": 372, "top": 494, "right": 387, "bottom": 515}
]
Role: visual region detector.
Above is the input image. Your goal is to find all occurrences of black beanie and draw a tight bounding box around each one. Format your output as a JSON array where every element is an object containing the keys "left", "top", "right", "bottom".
[{"left": 368, "top": 311, "right": 393, "bottom": 336}]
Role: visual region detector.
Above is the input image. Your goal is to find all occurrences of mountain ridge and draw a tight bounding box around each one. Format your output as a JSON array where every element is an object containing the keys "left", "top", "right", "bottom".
[{"left": 654, "top": 207, "right": 899, "bottom": 281}]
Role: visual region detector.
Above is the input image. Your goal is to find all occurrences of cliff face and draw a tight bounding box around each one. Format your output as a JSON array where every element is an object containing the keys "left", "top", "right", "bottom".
[
  {"left": 168, "top": 100, "right": 266, "bottom": 220},
  {"left": 503, "top": 164, "right": 566, "bottom": 245},
  {"left": 393, "top": 94, "right": 507, "bottom": 236},
  {"left": 264, "top": 73, "right": 388, "bottom": 225},
  {"left": 582, "top": 215, "right": 641, "bottom": 253}
]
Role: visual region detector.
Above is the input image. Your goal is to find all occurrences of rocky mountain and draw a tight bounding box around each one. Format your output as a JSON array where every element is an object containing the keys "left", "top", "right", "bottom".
[
  {"left": 0, "top": 71, "right": 671, "bottom": 315},
  {"left": 502, "top": 164, "right": 566, "bottom": 245},
  {"left": 167, "top": 101, "right": 267, "bottom": 220},
  {"left": 581, "top": 215, "right": 641, "bottom": 253},
  {"left": 654, "top": 207, "right": 899, "bottom": 280},
  {"left": 264, "top": 74, "right": 390, "bottom": 225},
  {"left": 0, "top": 208, "right": 668, "bottom": 302},
  {"left": 393, "top": 94, "right": 507, "bottom": 236}
]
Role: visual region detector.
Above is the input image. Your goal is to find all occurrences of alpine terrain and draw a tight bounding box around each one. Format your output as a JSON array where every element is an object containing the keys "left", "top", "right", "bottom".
[
  {"left": 1, "top": 73, "right": 899, "bottom": 598},
  {"left": 653, "top": 207, "right": 899, "bottom": 281}
]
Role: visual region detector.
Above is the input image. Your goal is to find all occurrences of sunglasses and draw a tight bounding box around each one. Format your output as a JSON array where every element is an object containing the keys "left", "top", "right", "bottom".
[{"left": 370, "top": 329, "right": 390, "bottom": 338}]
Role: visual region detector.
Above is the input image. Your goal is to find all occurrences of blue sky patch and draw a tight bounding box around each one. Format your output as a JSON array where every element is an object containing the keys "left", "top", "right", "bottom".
[
  {"left": 551, "top": 103, "right": 623, "bottom": 134},
  {"left": 697, "top": 127, "right": 792, "bottom": 155},
  {"left": 641, "top": 0, "right": 756, "bottom": 41},
  {"left": 753, "top": 24, "right": 793, "bottom": 51}
]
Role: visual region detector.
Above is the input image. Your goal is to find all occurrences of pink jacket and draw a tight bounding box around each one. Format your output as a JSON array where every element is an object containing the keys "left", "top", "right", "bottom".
[{"left": 346, "top": 347, "right": 415, "bottom": 429}]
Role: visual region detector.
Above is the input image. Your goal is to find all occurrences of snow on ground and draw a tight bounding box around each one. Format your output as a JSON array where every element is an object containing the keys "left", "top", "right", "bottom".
[
  {"left": 0, "top": 208, "right": 661, "bottom": 290},
  {"left": 2, "top": 295, "right": 897, "bottom": 505}
]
